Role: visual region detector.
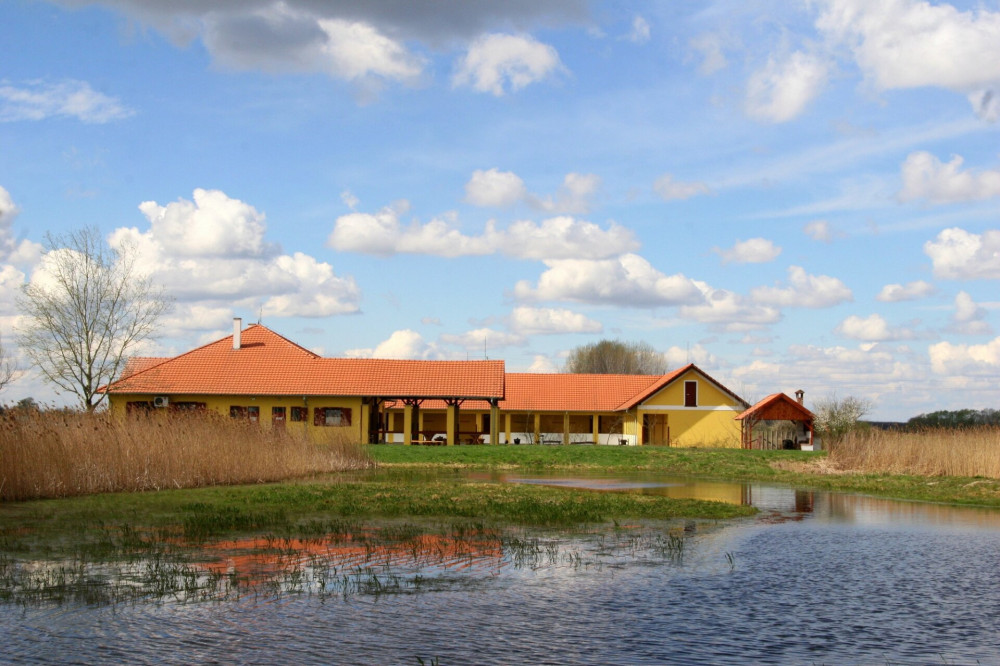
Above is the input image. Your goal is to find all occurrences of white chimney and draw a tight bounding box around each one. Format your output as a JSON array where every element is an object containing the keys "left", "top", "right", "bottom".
[{"left": 233, "top": 317, "right": 242, "bottom": 350}]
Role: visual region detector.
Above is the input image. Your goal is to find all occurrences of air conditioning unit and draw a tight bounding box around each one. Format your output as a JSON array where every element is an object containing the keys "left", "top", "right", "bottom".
[{"left": 153, "top": 396, "right": 169, "bottom": 408}]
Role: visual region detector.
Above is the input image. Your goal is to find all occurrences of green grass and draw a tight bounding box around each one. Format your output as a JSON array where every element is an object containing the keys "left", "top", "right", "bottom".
[{"left": 369, "top": 444, "right": 1000, "bottom": 507}]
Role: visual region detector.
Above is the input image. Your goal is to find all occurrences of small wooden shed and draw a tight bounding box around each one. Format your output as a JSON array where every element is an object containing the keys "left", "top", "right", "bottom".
[{"left": 735, "top": 391, "right": 815, "bottom": 450}]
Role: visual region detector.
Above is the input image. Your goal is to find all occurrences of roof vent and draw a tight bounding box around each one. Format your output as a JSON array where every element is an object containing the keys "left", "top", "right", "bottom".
[{"left": 233, "top": 317, "right": 242, "bottom": 350}]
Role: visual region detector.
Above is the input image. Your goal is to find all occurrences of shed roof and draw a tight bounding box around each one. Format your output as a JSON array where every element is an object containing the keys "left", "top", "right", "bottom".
[
  {"left": 104, "top": 324, "right": 505, "bottom": 399},
  {"left": 735, "top": 393, "right": 814, "bottom": 422}
]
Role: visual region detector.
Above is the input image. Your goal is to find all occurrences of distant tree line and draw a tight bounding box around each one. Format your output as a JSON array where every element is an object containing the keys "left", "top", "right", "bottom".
[{"left": 907, "top": 409, "right": 1000, "bottom": 429}]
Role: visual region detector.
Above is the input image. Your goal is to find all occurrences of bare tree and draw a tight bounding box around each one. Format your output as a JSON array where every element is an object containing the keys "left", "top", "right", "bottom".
[
  {"left": 15, "top": 227, "right": 171, "bottom": 411},
  {"left": 812, "top": 394, "right": 872, "bottom": 448},
  {"left": 564, "top": 339, "right": 668, "bottom": 375},
  {"left": 0, "top": 331, "right": 15, "bottom": 392}
]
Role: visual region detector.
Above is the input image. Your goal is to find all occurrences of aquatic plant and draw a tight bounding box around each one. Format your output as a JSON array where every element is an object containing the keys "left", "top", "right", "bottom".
[
  {"left": 0, "top": 409, "right": 373, "bottom": 501},
  {"left": 829, "top": 427, "right": 1000, "bottom": 479}
]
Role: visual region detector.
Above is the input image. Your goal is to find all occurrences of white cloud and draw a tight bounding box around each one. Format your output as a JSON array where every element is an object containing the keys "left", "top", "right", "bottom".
[
  {"left": 328, "top": 205, "right": 637, "bottom": 260},
  {"left": 899, "top": 151, "right": 1000, "bottom": 204},
  {"left": 465, "top": 168, "right": 528, "bottom": 207},
  {"left": 508, "top": 306, "right": 602, "bottom": 335},
  {"left": 526, "top": 354, "right": 559, "bottom": 373},
  {"left": 653, "top": 174, "right": 710, "bottom": 201},
  {"left": 452, "top": 33, "right": 563, "bottom": 96},
  {"left": 663, "top": 343, "right": 716, "bottom": 368},
  {"left": 0, "top": 264, "right": 27, "bottom": 316},
  {"left": 751, "top": 265, "right": 853, "bottom": 308},
  {"left": 689, "top": 33, "right": 727, "bottom": 75},
  {"left": 679, "top": 282, "right": 781, "bottom": 332},
  {"left": 494, "top": 217, "right": 637, "bottom": 260},
  {"left": 0, "top": 186, "right": 42, "bottom": 266},
  {"left": 346, "top": 329, "right": 434, "bottom": 359},
  {"left": 924, "top": 227, "right": 1000, "bottom": 280},
  {"left": 0, "top": 79, "right": 134, "bottom": 124},
  {"left": 950, "top": 291, "right": 992, "bottom": 335},
  {"left": 626, "top": 15, "right": 650, "bottom": 44},
  {"left": 514, "top": 254, "right": 704, "bottom": 307},
  {"left": 466, "top": 169, "right": 600, "bottom": 214},
  {"left": 440, "top": 327, "right": 526, "bottom": 351},
  {"left": 109, "top": 189, "right": 360, "bottom": 319},
  {"left": 745, "top": 51, "right": 828, "bottom": 123},
  {"left": 876, "top": 280, "right": 935, "bottom": 302},
  {"left": 138, "top": 188, "right": 273, "bottom": 258},
  {"left": 713, "top": 238, "right": 781, "bottom": 265},
  {"left": 929, "top": 337, "right": 1000, "bottom": 375},
  {"left": 803, "top": 219, "right": 838, "bottom": 243},
  {"left": 815, "top": 0, "right": 1000, "bottom": 119},
  {"left": 836, "top": 313, "right": 914, "bottom": 342}
]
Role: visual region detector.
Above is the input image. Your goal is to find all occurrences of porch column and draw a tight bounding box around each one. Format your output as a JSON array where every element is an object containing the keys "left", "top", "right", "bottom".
[
  {"left": 490, "top": 400, "right": 500, "bottom": 446},
  {"left": 592, "top": 415, "right": 599, "bottom": 444},
  {"left": 533, "top": 413, "right": 541, "bottom": 444},
  {"left": 504, "top": 412, "right": 512, "bottom": 445},
  {"left": 445, "top": 400, "right": 460, "bottom": 446},
  {"left": 563, "top": 413, "right": 570, "bottom": 445},
  {"left": 403, "top": 400, "right": 420, "bottom": 445}
]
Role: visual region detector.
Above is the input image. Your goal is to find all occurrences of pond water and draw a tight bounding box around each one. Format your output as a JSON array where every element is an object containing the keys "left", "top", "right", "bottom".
[{"left": 4, "top": 475, "right": 1000, "bottom": 665}]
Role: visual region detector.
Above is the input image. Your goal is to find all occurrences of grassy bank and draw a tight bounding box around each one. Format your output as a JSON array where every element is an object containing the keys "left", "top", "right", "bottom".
[
  {"left": 0, "top": 410, "right": 372, "bottom": 501},
  {"left": 369, "top": 444, "right": 1000, "bottom": 507}
]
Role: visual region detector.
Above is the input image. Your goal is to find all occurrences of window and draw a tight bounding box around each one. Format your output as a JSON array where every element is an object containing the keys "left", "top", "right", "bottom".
[
  {"left": 230, "top": 405, "right": 260, "bottom": 422},
  {"left": 290, "top": 406, "right": 307, "bottom": 422},
  {"left": 314, "top": 407, "right": 351, "bottom": 427},
  {"left": 684, "top": 381, "right": 697, "bottom": 407},
  {"left": 126, "top": 401, "right": 153, "bottom": 414},
  {"left": 171, "top": 402, "right": 206, "bottom": 412},
  {"left": 272, "top": 406, "right": 286, "bottom": 426}
]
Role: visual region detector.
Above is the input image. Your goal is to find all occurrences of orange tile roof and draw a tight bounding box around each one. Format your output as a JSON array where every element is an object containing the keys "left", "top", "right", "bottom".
[
  {"left": 499, "top": 373, "right": 664, "bottom": 412},
  {"left": 119, "top": 357, "right": 169, "bottom": 379},
  {"left": 104, "top": 325, "right": 505, "bottom": 399},
  {"left": 735, "top": 392, "right": 814, "bottom": 421}
]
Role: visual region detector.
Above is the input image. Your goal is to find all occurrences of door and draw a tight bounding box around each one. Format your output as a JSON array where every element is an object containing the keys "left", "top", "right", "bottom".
[{"left": 643, "top": 414, "right": 670, "bottom": 446}]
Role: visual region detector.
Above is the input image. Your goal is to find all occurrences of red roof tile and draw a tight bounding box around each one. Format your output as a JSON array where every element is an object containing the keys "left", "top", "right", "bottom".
[
  {"left": 105, "top": 325, "right": 505, "bottom": 399},
  {"left": 735, "top": 393, "right": 814, "bottom": 421},
  {"left": 499, "top": 373, "right": 664, "bottom": 412}
]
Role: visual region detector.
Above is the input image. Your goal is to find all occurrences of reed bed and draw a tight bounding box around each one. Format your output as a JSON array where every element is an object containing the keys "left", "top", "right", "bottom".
[
  {"left": 829, "top": 427, "right": 1000, "bottom": 479},
  {"left": 0, "top": 409, "right": 373, "bottom": 501}
]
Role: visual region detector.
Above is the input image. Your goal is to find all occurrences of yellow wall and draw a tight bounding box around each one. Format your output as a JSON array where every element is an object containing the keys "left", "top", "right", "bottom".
[
  {"left": 636, "top": 369, "right": 744, "bottom": 447},
  {"left": 107, "top": 393, "right": 367, "bottom": 443}
]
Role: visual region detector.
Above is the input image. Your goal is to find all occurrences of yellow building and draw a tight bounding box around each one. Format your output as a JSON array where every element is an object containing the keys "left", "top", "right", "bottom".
[{"left": 104, "top": 321, "right": 748, "bottom": 447}]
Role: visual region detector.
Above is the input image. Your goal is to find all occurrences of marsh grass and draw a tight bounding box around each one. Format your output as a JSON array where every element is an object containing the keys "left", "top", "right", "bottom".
[
  {"left": 830, "top": 427, "right": 1000, "bottom": 479},
  {"left": 0, "top": 410, "right": 373, "bottom": 501}
]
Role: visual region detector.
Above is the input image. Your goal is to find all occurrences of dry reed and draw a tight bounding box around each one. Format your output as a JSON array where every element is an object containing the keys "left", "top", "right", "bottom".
[
  {"left": 0, "top": 409, "right": 374, "bottom": 501},
  {"left": 829, "top": 427, "right": 1000, "bottom": 479}
]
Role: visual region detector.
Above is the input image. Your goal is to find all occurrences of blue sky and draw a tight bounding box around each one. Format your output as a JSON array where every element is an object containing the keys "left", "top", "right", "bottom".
[{"left": 3, "top": 0, "right": 1000, "bottom": 420}]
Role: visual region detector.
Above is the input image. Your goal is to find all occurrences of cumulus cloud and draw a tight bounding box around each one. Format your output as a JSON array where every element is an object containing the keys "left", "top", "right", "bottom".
[
  {"left": 514, "top": 254, "right": 704, "bottom": 307},
  {"left": 929, "top": 337, "right": 1000, "bottom": 375},
  {"left": 751, "top": 266, "right": 853, "bottom": 308},
  {"left": 876, "top": 280, "right": 935, "bottom": 302},
  {"left": 465, "top": 168, "right": 528, "bottom": 207},
  {"left": 713, "top": 238, "right": 781, "bottom": 265},
  {"left": 663, "top": 343, "right": 716, "bottom": 368},
  {"left": 328, "top": 204, "right": 637, "bottom": 260},
  {"left": 836, "top": 313, "right": 914, "bottom": 342},
  {"left": 0, "top": 186, "right": 42, "bottom": 266},
  {"left": 440, "top": 327, "right": 526, "bottom": 351},
  {"left": 0, "top": 79, "right": 134, "bottom": 124},
  {"left": 346, "top": 329, "right": 435, "bottom": 359},
  {"left": 652, "top": 174, "right": 711, "bottom": 201},
  {"left": 507, "top": 306, "right": 602, "bottom": 335},
  {"left": 109, "top": 189, "right": 360, "bottom": 319},
  {"left": 452, "top": 33, "right": 564, "bottom": 95},
  {"left": 745, "top": 51, "right": 828, "bottom": 123},
  {"left": 924, "top": 227, "right": 1000, "bottom": 280},
  {"left": 678, "top": 282, "right": 781, "bottom": 332},
  {"left": 815, "top": 0, "right": 1000, "bottom": 119},
  {"left": 949, "top": 291, "right": 992, "bottom": 335},
  {"left": 899, "top": 152, "right": 1000, "bottom": 204},
  {"left": 465, "top": 170, "right": 600, "bottom": 213},
  {"left": 526, "top": 354, "right": 559, "bottom": 373}
]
